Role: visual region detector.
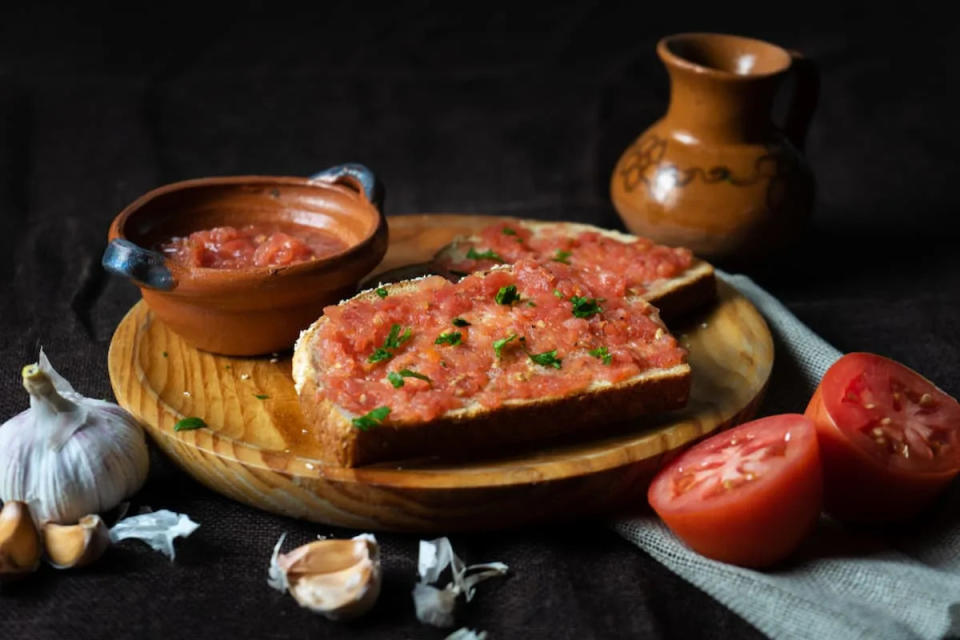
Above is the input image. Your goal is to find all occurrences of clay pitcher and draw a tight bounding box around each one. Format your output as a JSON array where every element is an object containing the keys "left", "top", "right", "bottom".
[{"left": 610, "top": 33, "right": 818, "bottom": 264}]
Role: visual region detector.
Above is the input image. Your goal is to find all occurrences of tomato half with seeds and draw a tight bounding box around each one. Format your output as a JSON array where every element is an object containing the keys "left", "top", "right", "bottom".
[
  {"left": 805, "top": 352, "right": 960, "bottom": 523},
  {"left": 648, "top": 414, "right": 822, "bottom": 568}
]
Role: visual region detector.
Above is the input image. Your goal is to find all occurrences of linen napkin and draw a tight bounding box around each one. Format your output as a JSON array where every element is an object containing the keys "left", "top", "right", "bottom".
[{"left": 613, "top": 272, "right": 960, "bottom": 640}]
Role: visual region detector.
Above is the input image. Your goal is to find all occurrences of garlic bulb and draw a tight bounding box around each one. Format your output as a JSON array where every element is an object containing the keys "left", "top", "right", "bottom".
[{"left": 0, "top": 350, "right": 149, "bottom": 525}]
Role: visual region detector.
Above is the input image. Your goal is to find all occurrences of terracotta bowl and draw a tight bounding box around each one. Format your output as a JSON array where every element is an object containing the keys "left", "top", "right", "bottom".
[{"left": 103, "top": 164, "right": 388, "bottom": 356}]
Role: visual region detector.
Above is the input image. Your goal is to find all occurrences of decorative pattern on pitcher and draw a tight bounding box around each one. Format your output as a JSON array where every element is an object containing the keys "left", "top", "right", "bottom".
[{"left": 618, "top": 134, "right": 791, "bottom": 204}]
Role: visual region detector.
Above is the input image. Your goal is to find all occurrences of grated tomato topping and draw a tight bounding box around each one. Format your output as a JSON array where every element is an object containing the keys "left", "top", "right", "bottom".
[
  {"left": 437, "top": 223, "right": 694, "bottom": 294},
  {"left": 314, "top": 260, "right": 687, "bottom": 423}
]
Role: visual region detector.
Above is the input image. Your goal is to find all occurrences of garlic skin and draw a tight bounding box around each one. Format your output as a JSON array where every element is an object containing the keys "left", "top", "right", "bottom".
[
  {"left": 269, "top": 533, "right": 381, "bottom": 620},
  {"left": 0, "top": 351, "right": 149, "bottom": 525},
  {"left": 43, "top": 514, "right": 110, "bottom": 569},
  {"left": 0, "top": 501, "right": 42, "bottom": 580}
]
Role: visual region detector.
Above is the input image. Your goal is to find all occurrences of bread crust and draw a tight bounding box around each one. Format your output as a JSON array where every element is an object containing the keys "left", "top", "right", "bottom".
[
  {"left": 432, "top": 220, "right": 717, "bottom": 319},
  {"left": 293, "top": 274, "right": 692, "bottom": 468}
]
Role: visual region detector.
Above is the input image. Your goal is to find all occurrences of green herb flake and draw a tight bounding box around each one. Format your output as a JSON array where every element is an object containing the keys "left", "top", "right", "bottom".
[
  {"left": 400, "top": 369, "right": 430, "bottom": 383},
  {"left": 254, "top": 393, "right": 270, "bottom": 400},
  {"left": 388, "top": 369, "right": 431, "bottom": 388},
  {"left": 552, "top": 249, "right": 572, "bottom": 264},
  {"left": 529, "top": 350, "right": 562, "bottom": 369},
  {"left": 493, "top": 334, "right": 518, "bottom": 359},
  {"left": 502, "top": 227, "right": 517, "bottom": 236},
  {"left": 174, "top": 416, "right": 206, "bottom": 432},
  {"left": 369, "top": 324, "right": 413, "bottom": 363},
  {"left": 162, "top": 351, "right": 168, "bottom": 358},
  {"left": 368, "top": 347, "right": 392, "bottom": 364},
  {"left": 589, "top": 346, "right": 612, "bottom": 365},
  {"left": 435, "top": 332, "right": 462, "bottom": 346},
  {"left": 495, "top": 284, "right": 520, "bottom": 305},
  {"left": 452, "top": 317, "right": 471, "bottom": 327},
  {"left": 352, "top": 406, "right": 390, "bottom": 431},
  {"left": 466, "top": 247, "right": 504, "bottom": 263},
  {"left": 375, "top": 287, "right": 389, "bottom": 298},
  {"left": 570, "top": 295, "right": 603, "bottom": 319},
  {"left": 527, "top": 301, "right": 537, "bottom": 307},
  {"left": 553, "top": 289, "right": 565, "bottom": 298}
]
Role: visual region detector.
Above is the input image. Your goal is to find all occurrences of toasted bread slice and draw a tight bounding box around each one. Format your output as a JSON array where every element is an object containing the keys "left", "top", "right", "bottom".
[
  {"left": 432, "top": 220, "right": 716, "bottom": 319},
  {"left": 293, "top": 261, "right": 691, "bottom": 467}
]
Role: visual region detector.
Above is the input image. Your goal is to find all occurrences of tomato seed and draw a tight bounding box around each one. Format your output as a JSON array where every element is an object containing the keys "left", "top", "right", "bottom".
[{"left": 919, "top": 393, "right": 936, "bottom": 408}]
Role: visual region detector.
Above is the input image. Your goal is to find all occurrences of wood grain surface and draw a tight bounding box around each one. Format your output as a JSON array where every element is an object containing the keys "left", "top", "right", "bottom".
[{"left": 107, "top": 214, "right": 774, "bottom": 532}]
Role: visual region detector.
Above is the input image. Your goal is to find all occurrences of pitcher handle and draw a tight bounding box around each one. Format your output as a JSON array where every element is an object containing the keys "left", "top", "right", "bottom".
[
  {"left": 783, "top": 50, "right": 820, "bottom": 151},
  {"left": 102, "top": 238, "right": 176, "bottom": 291},
  {"left": 309, "top": 163, "right": 385, "bottom": 211}
]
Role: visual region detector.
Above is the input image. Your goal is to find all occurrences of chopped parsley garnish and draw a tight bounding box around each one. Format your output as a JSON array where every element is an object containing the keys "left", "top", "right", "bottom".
[
  {"left": 527, "top": 301, "right": 537, "bottom": 307},
  {"left": 368, "top": 348, "right": 392, "bottom": 364},
  {"left": 254, "top": 393, "right": 270, "bottom": 399},
  {"left": 449, "top": 269, "right": 469, "bottom": 278},
  {"left": 174, "top": 417, "right": 206, "bottom": 432},
  {"left": 493, "top": 334, "right": 518, "bottom": 359},
  {"left": 452, "top": 317, "right": 471, "bottom": 327},
  {"left": 502, "top": 227, "right": 517, "bottom": 236},
  {"left": 466, "top": 247, "right": 504, "bottom": 263},
  {"left": 570, "top": 295, "right": 603, "bottom": 319},
  {"left": 552, "top": 249, "right": 572, "bottom": 264},
  {"left": 368, "top": 324, "right": 413, "bottom": 364},
  {"left": 352, "top": 406, "right": 390, "bottom": 431},
  {"left": 553, "top": 289, "right": 564, "bottom": 298},
  {"left": 589, "top": 346, "right": 612, "bottom": 365},
  {"left": 495, "top": 284, "right": 520, "bottom": 305},
  {"left": 384, "top": 324, "right": 413, "bottom": 349},
  {"left": 162, "top": 351, "right": 168, "bottom": 358},
  {"left": 435, "top": 332, "right": 462, "bottom": 346},
  {"left": 388, "top": 369, "right": 432, "bottom": 388},
  {"left": 529, "top": 350, "right": 562, "bottom": 369},
  {"left": 375, "top": 287, "right": 389, "bottom": 298}
]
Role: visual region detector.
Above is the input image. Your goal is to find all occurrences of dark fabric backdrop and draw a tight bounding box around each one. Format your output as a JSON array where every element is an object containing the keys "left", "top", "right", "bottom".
[{"left": 2, "top": 2, "right": 958, "bottom": 638}]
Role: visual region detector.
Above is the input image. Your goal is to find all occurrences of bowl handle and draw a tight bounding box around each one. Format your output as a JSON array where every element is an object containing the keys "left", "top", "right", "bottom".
[
  {"left": 102, "top": 238, "right": 176, "bottom": 291},
  {"left": 309, "top": 163, "right": 385, "bottom": 210}
]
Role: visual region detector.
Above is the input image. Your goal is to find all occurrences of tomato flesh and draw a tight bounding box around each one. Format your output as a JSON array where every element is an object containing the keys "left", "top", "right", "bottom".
[
  {"left": 805, "top": 352, "right": 960, "bottom": 522},
  {"left": 648, "top": 414, "right": 822, "bottom": 568}
]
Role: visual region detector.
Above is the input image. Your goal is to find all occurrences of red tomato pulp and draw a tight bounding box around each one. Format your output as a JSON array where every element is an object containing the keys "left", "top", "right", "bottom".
[
  {"left": 648, "top": 414, "right": 822, "bottom": 568},
  {"left": 805, "top": 353, "right": 960, "bottom": 522},
  {"left": 160, "top": 223, "right": 347, "bottom": 269}
]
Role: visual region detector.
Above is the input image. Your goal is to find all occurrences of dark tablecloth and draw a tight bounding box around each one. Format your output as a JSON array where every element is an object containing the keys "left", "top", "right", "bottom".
[{"left": 2, "top": 3, "right": 959, "bottom": 639}]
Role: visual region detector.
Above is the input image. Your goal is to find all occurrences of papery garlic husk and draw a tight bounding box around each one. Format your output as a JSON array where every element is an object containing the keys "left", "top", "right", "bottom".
[
  {"left": 413, "top": 537, "right": 509, "bottom": 628},
  {"left": 0, "top": 350, "right": 149, "bottom": 525},
  {"left": 0, "top": 500, "right": 42, "bottom": 581},
  {"left": 43, "top": 514, "right": 110, "bottom": 569},
  {"left": 269, "top": 533, "right": 381, "bottom": 620}
]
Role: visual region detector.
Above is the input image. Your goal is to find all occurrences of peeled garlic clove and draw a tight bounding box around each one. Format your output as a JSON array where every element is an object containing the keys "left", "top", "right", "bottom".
[
  {"left": 274, "top": 534, "right": 381, "bottom": 620},
  {"left": 0, "top": 501, "right": 42, "bottom": 581},
  {"left": 42, "top": 514, "right": 110, "bottom": 569}
]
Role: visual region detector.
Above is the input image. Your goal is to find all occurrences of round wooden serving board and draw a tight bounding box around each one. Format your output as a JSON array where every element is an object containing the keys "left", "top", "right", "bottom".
[{"left": 108, "top": 214, "right": 773, "bottom": 532}]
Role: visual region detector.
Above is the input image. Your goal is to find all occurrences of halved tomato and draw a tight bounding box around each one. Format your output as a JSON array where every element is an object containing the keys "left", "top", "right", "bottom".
[
  {"left": 648, "top": 414, "right": 822, "bottom": 568},
  {"left": 805, "top": 352, "right": 960, "bottom": 523}
]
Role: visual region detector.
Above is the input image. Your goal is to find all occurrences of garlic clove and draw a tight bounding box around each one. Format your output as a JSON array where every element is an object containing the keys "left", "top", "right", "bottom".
[
  {"left": 0, "top": 501, "right": 42, "bottom": 581},
  {"left": 273, "top": 534, "right": 381, "bottom": 620},
  {"left": 42, "top": 514, "right": 110, "bottom": 569}
]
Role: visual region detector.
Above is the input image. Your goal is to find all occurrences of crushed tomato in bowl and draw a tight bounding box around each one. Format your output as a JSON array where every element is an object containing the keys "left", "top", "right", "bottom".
[{"left": 160, "top": 223, "right": 348, "bottom": 269}]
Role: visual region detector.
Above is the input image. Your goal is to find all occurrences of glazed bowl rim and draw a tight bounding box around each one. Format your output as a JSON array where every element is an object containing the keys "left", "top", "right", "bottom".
[
  {"left": 658, "top": 32, "right": 793, "bottom": 81},
  {"left": 108, "top": 174, "right": 387, "bottom": 289}
]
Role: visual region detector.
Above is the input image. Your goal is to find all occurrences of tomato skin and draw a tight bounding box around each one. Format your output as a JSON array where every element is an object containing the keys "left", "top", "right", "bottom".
[
  {"left": 806, "top": 376, "right": 959, "bottom": 524},
  {"left": 648, "top": 415, "right": 823, "bottom": 568}
]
